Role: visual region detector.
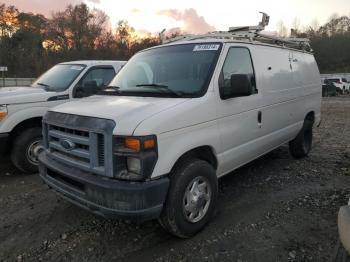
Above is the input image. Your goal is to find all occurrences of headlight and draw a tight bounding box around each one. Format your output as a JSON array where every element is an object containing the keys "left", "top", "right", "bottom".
[
  {"left": 113, "top": 135, "right": 158, "bottom": 181},
  {"left": 0, "top": 105, "right": 7, "bottom": 121}
]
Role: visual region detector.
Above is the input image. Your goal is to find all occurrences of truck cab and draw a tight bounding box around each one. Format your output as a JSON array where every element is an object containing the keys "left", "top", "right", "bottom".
[{"left": 0, "top": 60, "right": 126, "bottom": 173}]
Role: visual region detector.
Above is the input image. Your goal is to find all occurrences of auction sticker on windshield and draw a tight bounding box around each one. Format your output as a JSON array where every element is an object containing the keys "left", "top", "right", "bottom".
[
  {"left": 193, "top": 44, "right": 220, "bottom": 51},
  {"left": 70, "top": 66, "right": 84, "bottom": 70}
]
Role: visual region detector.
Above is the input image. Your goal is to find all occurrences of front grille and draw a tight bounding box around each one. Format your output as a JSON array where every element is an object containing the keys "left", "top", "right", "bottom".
[
  {"left": 43, "top": 112, "right": 116, "bottom": 178},
  {"left": 46, "top": 124, "right": 106, "bottom": 175}
]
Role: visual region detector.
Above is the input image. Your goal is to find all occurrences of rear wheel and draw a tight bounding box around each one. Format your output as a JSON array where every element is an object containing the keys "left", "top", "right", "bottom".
[
  {"left": 11, "top": 127, "right": 44, "bottom": 173},
  {"left": 289, "top": 119, "right": 313, "bottom": 158},
  {"left": 159, "top": 158, "right": 218, "bottom": 238}
]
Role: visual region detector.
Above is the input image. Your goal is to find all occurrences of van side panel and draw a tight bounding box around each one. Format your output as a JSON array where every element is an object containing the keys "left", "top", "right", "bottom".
[{"left": 216, "top": 45, "right": 321, "bottom": 177}]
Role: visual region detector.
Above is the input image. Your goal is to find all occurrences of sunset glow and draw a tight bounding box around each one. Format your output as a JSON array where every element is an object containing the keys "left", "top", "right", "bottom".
[{"left": 3, "top": 0, "right": 350, "bottom": 35}]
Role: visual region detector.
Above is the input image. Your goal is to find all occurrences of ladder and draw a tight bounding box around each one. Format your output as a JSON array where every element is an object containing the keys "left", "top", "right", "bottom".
[{"left": 159, "top": 13, "right": 312, "bottom": 52}]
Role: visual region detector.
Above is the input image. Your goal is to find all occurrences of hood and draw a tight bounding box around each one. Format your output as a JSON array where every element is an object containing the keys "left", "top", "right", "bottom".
[
  {"left": 50, "top": 95, "right": 190, "bottom": 135},
  {"left": 0, "top": 86, "right": 55, "bottom": 105}
]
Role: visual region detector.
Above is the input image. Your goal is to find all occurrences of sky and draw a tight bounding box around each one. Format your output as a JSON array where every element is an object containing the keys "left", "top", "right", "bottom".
[{"left": 3, "top": 0, "right": 350, "bottom": 34}]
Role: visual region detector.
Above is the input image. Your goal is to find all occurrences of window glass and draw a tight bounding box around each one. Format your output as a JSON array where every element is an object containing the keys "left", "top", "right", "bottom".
[
  {"left": 107, "top": 43, "right": 221, "bottom": 97},
  {"left": 219, "top": 47, "right": 256, "bottom": 98},
  {"left": 31, "top": 64, "right": 85, "bottom": 92},
  {"left": 75, "top": 67, "right": 115, "bottom": 97}
]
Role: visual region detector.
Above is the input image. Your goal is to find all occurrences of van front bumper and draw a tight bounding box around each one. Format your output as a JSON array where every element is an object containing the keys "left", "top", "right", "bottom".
[
  {"left": 38, "top": 152, "right": 169, "bottom": 222},
  {"left": 338, "top": 205, "right": 350, "bottom": 254},
  {"left": 0, "top": 133, "right": 9, "bottom": 154}
]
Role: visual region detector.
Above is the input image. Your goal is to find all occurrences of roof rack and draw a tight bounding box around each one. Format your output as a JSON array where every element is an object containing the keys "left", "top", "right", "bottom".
[{"left": 160, "top": 13, "right": 312, "bottom": 52}]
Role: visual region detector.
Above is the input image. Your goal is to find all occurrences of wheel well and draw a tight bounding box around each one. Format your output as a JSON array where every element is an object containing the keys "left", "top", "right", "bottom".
[
  {"left": 305, "top": 111, "right": 315, "bottom": 124},
  {"left": 172, "top": 146, "right": 218, "bottom": 171},
  {"left": 9, "top": 117, "right": 42, "bottom": 142}
]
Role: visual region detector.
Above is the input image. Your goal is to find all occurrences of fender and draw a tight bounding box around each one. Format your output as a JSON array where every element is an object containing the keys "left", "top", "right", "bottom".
[
  {"left": 150, "top": 120, "right": 221, "bottom": 178},
  {"left": 0, "top": 106, "right": 50, "bottom": 133}
]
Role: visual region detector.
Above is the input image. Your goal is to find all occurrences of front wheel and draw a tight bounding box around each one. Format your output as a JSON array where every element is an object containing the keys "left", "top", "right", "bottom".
[
  {"left": 11, "top": 127, "right": 44, "bottom": 173},
  {"left": 159, "top": 158, "right": 218, "bottom": 238}
]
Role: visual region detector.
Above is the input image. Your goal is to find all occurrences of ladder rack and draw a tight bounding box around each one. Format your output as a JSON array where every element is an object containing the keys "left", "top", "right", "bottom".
[{"left": 160, "top": 13, "right": 312, "bottom": 52}]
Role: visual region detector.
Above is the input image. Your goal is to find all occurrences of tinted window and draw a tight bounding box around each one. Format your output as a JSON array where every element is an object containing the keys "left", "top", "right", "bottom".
[
  {"left": 219, "top": 47, "right": 256, "bottom": 98},
  {"left": 32, "top": 64, "right": 85, "bottom": 92}
]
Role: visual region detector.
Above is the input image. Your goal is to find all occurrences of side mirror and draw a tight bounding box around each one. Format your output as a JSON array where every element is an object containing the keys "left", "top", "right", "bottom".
[
  {"left": 75, "top": 80, "right": 98, "bottom": 98},
  {"left": 220, "top": 74, "right": 253, "bottom": 99}
]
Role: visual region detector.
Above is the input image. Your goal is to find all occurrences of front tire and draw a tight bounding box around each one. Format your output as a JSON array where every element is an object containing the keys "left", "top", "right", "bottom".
[
  {"left": 11, "top": 127, "right": 43, "bottom": 173},
  {"left": 289, "top": 119, "right": 313, "bottom": 158},
  {"left": 159, "top": 158, "right": 218, "bottom": 238}
]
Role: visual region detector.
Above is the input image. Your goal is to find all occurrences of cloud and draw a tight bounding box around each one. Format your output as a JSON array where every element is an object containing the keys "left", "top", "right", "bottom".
[
  {"left": 157, "top": 8, "right": 216, "bottom": 34},
  {"left": 86, "top": 0, "right": 100, "bottom": 3},
  {"left": 2, "top": 0, "right": 82, "bottom": 17}
]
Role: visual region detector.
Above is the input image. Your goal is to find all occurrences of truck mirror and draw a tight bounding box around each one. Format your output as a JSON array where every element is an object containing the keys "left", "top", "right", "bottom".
[{"left": 221, "top": 74, "right": 253, "bottom": 99}]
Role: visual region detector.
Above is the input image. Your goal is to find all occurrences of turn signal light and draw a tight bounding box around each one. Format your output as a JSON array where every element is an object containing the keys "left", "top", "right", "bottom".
[
  {"left": 125, "top": 137, "right": 141, "bottom": 152},
  {"left": 0, "top": 111, "right": 7, "bottom": 120},
  {"left": 144, "top": 139, "right": 155, "bottom": 149}
]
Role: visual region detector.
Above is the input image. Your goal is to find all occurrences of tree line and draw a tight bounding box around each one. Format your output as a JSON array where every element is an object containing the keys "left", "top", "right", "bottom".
[{"left": 0, "top": 3, "right": 350, "bottom": 77}]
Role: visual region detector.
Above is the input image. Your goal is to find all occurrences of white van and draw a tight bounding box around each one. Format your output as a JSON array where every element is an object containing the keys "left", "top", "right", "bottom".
[
  {"left": 38, "top": 17, "right": 321, "bottom": 237},
  {"left": 326, "top": 77, "right": 350, "bottom": 94},
  {"left": 0, "top": 60, "right": 126, "bottom": 173}
]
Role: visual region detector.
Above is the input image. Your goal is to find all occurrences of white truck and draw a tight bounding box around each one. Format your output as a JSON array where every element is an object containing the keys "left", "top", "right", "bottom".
[
  {"left": 326, "top": 77, "right": 350, "bottom": 94},
  {"left": 38, "top": 15, "right": 322, "bottom": 237},
  {"left": 0, "top": 60, "right": 126, "bottom": 173}
]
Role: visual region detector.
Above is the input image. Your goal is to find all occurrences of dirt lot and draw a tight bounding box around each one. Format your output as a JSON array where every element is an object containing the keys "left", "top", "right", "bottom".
[{"left": 1, "top": 97, "right": 350, "bottom": 262}]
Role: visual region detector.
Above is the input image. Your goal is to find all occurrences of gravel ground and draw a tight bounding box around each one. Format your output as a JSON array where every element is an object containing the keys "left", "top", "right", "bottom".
[{"left": 1, "top": 97, "right": 350, "bottom": 262}]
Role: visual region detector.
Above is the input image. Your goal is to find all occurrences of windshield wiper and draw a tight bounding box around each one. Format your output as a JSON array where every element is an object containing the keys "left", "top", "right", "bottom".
[
  {"left": 136, "top": 84, "right": 183, "bottom": 97},
  {"left": 36, "top": 82, "right": 49, "bottom": 87}
]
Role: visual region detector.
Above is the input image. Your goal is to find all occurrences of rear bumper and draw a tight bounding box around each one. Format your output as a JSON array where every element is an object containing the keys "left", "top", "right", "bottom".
[
  {"left": 38, "top": 152, "right": 169, "bottom": 222},
  {"left": 0, "top": 133, "right": 9, "bottom": 154},
  {"left": 338, "top": 205, "right": 350, "bottom": 254}
]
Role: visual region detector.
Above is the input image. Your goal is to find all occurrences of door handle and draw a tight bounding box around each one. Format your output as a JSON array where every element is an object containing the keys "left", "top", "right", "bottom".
[{"left": 258, "top": 111, "right": 262, "bottom": 128}]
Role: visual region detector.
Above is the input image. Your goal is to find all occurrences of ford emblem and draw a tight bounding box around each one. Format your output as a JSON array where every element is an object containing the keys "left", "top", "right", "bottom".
[{"left": 60, "top": 139, "right": 76, "bottom": 151}]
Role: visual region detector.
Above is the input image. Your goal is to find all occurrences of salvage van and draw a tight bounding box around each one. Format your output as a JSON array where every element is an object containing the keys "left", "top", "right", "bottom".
[
  {"left": 39, "top": 14, "right": 322, "bottom": 237},
  {"left": 0, "top": 60, "right": 126, "bottom": 173}
]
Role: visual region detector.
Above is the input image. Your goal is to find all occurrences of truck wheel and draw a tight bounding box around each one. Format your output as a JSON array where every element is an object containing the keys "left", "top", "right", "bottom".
[
  {"left": 11, "top": 127, "right": 44, "bottom": 173},
  {"left": 289, "top": 119, "right": 313, "bottom": 158},
  {"left": 159, "top": 158, "right": 218, "bottom": 238},
  {"left": 335, "top": 242, "right": 350, "bottom": 262}
]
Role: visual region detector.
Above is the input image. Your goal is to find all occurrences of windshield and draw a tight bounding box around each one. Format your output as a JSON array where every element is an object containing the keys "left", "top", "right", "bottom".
[
  {"left": 106, "top": 43, "right": 222, "bottom": 97},
  {"left": 31, "top": 64, "right": 86, "bottom": 92}
]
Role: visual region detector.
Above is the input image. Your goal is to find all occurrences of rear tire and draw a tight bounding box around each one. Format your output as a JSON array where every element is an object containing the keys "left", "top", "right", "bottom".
[
  {"left": 11, "top": 127, "right": 43, "bottom": 174},
  {"left": 289, "top": 119, "right": 313, "bottom": 158},
  {"left": 159, "top": 158, "right": 218, "bottom": 238}
]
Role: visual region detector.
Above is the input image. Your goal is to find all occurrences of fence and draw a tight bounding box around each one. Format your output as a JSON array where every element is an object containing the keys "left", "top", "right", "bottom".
[{"left": 0, "top": 78, "right": 36, "bottom": 87}]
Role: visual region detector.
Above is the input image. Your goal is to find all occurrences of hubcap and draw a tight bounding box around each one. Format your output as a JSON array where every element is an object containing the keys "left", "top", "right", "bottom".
[
  {"left": 183, "top": 176, "right": 212, "bottom": 223},
  {"left": 27, "top": 140, "right": 44, "bottom": 165}
]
